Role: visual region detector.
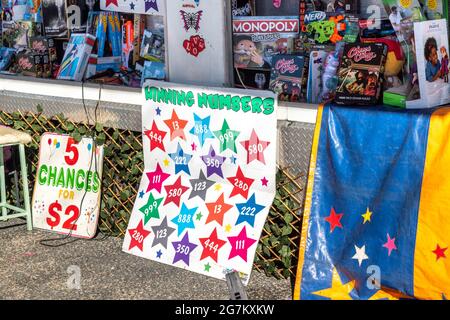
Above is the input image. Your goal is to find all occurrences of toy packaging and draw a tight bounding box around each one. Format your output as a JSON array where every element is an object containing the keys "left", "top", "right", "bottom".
[
  {"left": 140, "top": 60, "right": 165, "bottom": 86},
  {"left": 269, "top": 54, "right": 305, "bottom": 102},
  {"left": 413, "top": 19, "right": 450, "bottom": 108},
  {"left": 419, "top": 0, "right": 449, "bottom": 20},
  {"left": 56, "top": 33, "right": 95, "bottom": 81},
  {"left": 66, "top": 0, "right": 98, "bottom": 34},
  {"left": 140, "top": 29, "right": 165, "bottom": 62},
  {"left": 0, "top": 46, "right": 15, "bottom": 71},
  {"left": 232, "top": 0, "right": 255, "bottom": 17},
  {"left": 335, "top": 43, "right": 388, "bottom": 105},
  {"left": 41, "top": 0, "right": 68, "bottom": 38},
  {"left": 232, "top": 15, "right": 299, "bottom": 89},
  {"left": 307, "top": 49, "right": 328, "bottom": 103}
]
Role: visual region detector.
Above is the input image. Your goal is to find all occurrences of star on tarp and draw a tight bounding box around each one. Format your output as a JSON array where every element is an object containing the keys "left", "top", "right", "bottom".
[
  {"left": 199, "top": 227, "right": 227, "bottom": 263},
  {"left": 139, "top": 193, "right": 163, "bottom": 224},
  {"left": 202, "top": 146, "right": 226, "bottom": 178},
  {"left": 312, "top": 268, "right": 356, "bottom": 300},
  {"left": 227, "top": 226, "right": 257, "bottom": 262},
  {"left": 171, "top": 203, "right": 198, "bottom": 236},
  {"left": 362, "top": 207, "right": 373, "bottom": 224},
  {"left": 213, "top": 119, "right": 240, "bottom": 153},
  {"left": 145, "top": 163, "right": 170, "bottom": 193},
  {"left": 172, "top": 232, "right": 197, "bottom": 266},
  {"left": 189, "top": 114, "right": 215, "bottom": 147},
  {"left": 383, "top": 233, "right": 397, "bottom": 256},
  {"left": 240, "top": 129, "right": 270, "bottom": 164},
  {"left": 145, "top": 0, "right": 159, "bottom": 12},
  {"left": 127, "top": 220, "right": 151, "bottom": 252},
  {"left": 324, "top": 207, "right": 343, "bottom": 233},
  {"left": 352, "top": 245, "right": 369, "bottom": 267},
  {"left": 169, "top": 143, "right": 192, "bottom": 175},
  {"left": 432, "top": 244, "right": 448, "bottom": 261},
  {"left": 235, "top": 193, "right": 265, "bottom": 227},
  {"left": 151, "top": 216, "right": 176, "bottom": 249},
  {"left": 189, "top": 170, "right": 215, "bottom": 200}
]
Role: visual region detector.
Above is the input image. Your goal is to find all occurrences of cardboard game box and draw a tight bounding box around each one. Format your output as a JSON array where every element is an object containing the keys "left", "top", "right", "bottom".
[
  {"left": 41, "top": 0, "right": 68, "bottom": 38},
  {"left": 335, "top": 43, "right": 388, "bottom": 105},
  {"left": 57, "top": 33, "right": 95, "bottom": 81},
  {"left": 269, "top": 54, "right": 305, "bottom": 102},
  {"left": 232, "top": 15, "right": 299, "bottom": 89}
]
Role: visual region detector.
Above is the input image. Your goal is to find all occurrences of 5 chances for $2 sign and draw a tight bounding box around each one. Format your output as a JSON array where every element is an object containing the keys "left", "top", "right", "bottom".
[{"left": 32, "top": 133, "right": 104, "bottom": 239}]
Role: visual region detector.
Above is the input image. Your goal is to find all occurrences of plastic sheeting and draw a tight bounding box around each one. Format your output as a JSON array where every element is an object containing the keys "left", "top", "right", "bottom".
[{"left": 294, "top": 104, "right": 450, "bottom": 300}]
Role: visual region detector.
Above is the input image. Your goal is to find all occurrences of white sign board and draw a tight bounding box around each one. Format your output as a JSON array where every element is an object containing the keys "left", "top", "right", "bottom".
[
  {"left": 166, "top": 0, "right": 231, "bottom": 86},
  {"left": 32, "top": 133, "right": 104, "bottom": 239},
  {"left": 100, "top": 0, "right": 166, "bottom": 15},
  {"left": 122, "top": 80, "right": 277, "bottom": 283}
]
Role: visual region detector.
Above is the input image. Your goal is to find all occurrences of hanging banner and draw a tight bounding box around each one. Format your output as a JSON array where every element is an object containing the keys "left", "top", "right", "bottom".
[
  {"left": 100, "top": 0, "right": 166, "bottom": 15},
  {"left": 294, "top": 104, "right": 450, "bottom": 300},
  {"left": 32, "top": 133, "right": 104, "bottom": 239},
  {"left": 123, "top": 80, "right": 277, "bottom": 283}
]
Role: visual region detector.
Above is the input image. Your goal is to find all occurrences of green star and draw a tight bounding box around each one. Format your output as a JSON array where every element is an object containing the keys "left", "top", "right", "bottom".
[
  {"left": 213, "top": 119, "right": 240, "bottom": 153},
  {"left": 196, "top": 212, "right": 203, "bottom": 221},
  {"left": 204, "top": 263, "right": 211, "bottom": 272},
  {"left": 139, "top": 193, "right": 163, "bottom": 225}
]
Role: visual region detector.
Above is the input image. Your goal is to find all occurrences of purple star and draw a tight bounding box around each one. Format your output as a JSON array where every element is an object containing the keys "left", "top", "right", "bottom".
[
  {"left": 172, "top": 232, "right": 197, "bottom": 266},
  {"left": 201, "top": 146, "right": 226, "bottom": 178},
  {"left": 129, "top": 2, "right": 135, "bottom": 10},
  {"left": 156, "top": 249, "right": 162, "bottom": 259},
  {"left": 145, "top": 0, "right": 159, "bottom": 12}
]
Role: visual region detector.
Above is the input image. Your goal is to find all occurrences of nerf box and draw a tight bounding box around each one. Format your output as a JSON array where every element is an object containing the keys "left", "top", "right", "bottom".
[{"left": 57, "top": 33, "right": 95, "bottom": 81}]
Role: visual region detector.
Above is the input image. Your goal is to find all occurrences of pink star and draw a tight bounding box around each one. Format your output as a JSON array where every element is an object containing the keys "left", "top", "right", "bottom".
[
  {"left": 261, "top": 177, "right": 268, "bottom": 187},
  {"left": 227, "top": 226, "right": 257, "bottom": 262},
  {"left": 191, "top": 142, "right": 197, "bottom": 151},
  {"left": 145, "top": 163, "right": 170, "bottom": 193},
  {"left": 240, "top": 129, "right": 270, "bottom": 164},
  {"left": 383, "top": 233, "right": 397, "bottom": 256}
]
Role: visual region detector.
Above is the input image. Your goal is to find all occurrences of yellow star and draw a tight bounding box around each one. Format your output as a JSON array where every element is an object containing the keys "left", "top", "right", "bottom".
[
  {"left": 214, "top": 183, "right": 222, "bottom": 191},
  {"left": 312, "top": 268, "right": 355, "bottom": 300},
  {"left": 368, "top": 290, "right": 399, "bottom": 300},
  {"left": 362, "top": 207, "right": 373, "bottom": 224},
  {"left": 163, "top": 158, "right": 170, "bottom": 167},
  {"left": 225, "top": 224, "right": 232, "bottom": 232}
]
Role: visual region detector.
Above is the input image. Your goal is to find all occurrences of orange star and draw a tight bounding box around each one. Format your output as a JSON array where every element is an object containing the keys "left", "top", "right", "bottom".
[
  {"left": 205, "top": 193, "right": 233, "bottom": 226},
  {"left": 324, "top": 207, "right": 343, "bottom": 233},
  {"left": 164, "top": 110, "right": 188, "bottom": 141}
]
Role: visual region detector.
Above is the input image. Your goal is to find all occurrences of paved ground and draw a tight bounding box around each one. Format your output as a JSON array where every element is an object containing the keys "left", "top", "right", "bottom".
[{"left": 0, "top": 219, "right": 292, "bottom": 300}]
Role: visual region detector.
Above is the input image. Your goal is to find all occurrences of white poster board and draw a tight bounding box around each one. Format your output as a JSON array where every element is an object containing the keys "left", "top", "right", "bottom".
[
  {"left": 32, "top": 133, "right": 104, "bottom": 239},
  {"left": 166, "top": 0, "right": 231, "bottom": 87},
  {"left": 100, "top": 0, "right": 166, "bottom": 15},
  {"left": 123, "top": 80, "right": 277, "bottom": 283}
]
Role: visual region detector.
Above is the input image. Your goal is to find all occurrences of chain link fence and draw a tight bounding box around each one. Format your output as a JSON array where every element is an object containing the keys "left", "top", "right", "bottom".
[{"left": 0, "top": 109, "right": 312, "bottom": 280}]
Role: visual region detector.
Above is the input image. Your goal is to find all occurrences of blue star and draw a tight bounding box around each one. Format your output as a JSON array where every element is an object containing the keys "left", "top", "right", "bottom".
[
  {"left": 230, "top": 155, "right": 237, "bottom": 164},
  {"left": 189, "top": 113, "right": 215, "bottom": 147},
  {"left": 139, "top": 190, "right": 145, "bottom": 198},
  {"left": 235, "top": 193, "right": 265, "bottom": 227},
  {"left": 169, "top": 143, "right": 192, "bottom": 175},
  {"left": 156, "top": 107, "right": 162, "bottom": 116},
  {"left": 130, "top": 2, "right": 135, "bottom": 10},
  {"left": 156, "top": 249, "right": 162, "bottom": 259},
  {"left": 171, "top": 203, "right": 198, "bottom": 236}
]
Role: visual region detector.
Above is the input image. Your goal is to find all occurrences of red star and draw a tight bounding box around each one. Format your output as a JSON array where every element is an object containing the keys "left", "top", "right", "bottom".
[
  {"left": 240, "top": 129, "right": 270, "bottom": 164},
  {"left": 205, "top": 193, "right": 233, "bottom": 226},
  {"left": 199, "top": 228, "right": 227, "bottom": 263},
  {"left": 145, "top": 163, "right": 170, "bottom": 193},
  {"left": 432, "top": 244, "right": 447, "bottom": 261},
  {"left": 163, "top": 110, "right": 188, "bottom": 141},
  {"left": 163, "top": 176, "right": 189, "bottom": 207},
  {"left": 127, "top": 220, "right": 151, "bottom": 252},
  {"left": 227, "top": 166, "right": 254, "bottom": 199},
  {"left": 144, "top": 121, "right": 167, "bottom": 152},
  {"left": 105, "top": 0, "right": 118, "bottom": 7},
  {"left": 324, "top": 207, "right": 343, "bottom": 233}
]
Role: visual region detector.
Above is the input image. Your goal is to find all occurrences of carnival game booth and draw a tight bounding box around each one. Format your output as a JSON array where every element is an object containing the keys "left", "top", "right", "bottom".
[{"left": 0, "top": 0, "right": 449, "bottom": 299}]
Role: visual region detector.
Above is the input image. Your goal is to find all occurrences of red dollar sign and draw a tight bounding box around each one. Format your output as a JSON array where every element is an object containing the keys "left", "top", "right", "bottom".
[{"left": 47, "top": 200, "right": 62, "bottom": 229}]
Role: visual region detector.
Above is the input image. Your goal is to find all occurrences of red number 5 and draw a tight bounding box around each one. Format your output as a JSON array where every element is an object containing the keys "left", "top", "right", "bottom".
[{"left": 65, "top": 137, "right": 79, "bottom": 166}]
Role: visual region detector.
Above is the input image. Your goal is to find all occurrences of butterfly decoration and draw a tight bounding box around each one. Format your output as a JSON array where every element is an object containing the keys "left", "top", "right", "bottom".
[{"left": 180, "top": 10, "right": 203, "bottom": 32}]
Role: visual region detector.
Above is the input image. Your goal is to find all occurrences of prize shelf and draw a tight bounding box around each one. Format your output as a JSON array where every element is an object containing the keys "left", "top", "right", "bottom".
[{"left": 0, "top": 74, "right": 318, "bottom": 125}]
